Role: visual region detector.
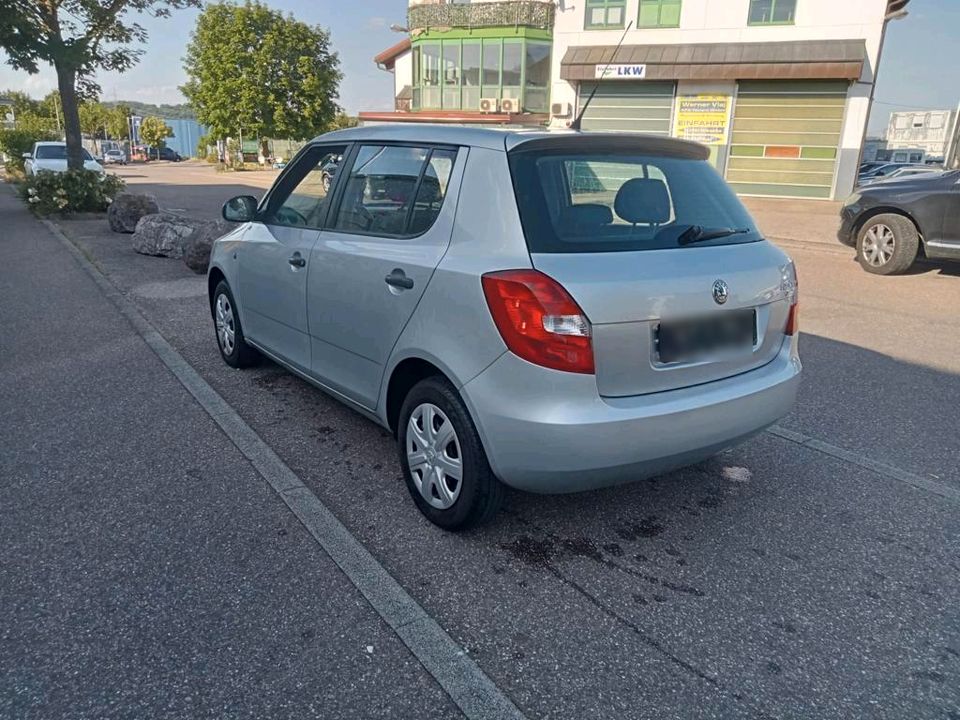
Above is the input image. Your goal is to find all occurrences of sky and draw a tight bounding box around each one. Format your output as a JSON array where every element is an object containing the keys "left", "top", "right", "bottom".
[{"left": 0, "top": 0, "right": 957, "bottom": 135}]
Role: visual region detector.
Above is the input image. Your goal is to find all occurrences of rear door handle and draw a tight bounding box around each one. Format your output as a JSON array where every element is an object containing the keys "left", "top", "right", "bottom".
[
  {"left": 385, "top": 269, "right": 414, "bottom": 290},
  {"left": 288, "top": 253, "right": 306, "bottom": 268}
]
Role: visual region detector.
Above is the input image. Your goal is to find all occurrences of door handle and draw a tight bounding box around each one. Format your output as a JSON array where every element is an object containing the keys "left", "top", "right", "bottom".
[
  {"left": 385, "top": 269, "right": 414, "bottom": 290},
  {"left": 288, "top": 253, "right": 306, "bottom": 268}
]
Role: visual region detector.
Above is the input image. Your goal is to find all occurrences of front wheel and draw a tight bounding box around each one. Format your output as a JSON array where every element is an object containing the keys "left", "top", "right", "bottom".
[
  {"left": 397, "top": 377, "right": 504, "bottom": 531},
  {"left": 212, "top": 281, "right": 259, "bottom": 368},
  {"left": 856, "top": 214, "right": 919, "bottom": 275}
]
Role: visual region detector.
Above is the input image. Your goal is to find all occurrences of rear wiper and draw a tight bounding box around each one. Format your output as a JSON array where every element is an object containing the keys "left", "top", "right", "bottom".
[{"left": 677, "top": 225, "right": 752, "bottom": 246}]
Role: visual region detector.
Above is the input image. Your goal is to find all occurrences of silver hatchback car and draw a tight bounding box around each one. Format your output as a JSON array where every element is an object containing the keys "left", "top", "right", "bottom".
[{"left": 209, "top": 125, "right": 801, "bottom": 530}]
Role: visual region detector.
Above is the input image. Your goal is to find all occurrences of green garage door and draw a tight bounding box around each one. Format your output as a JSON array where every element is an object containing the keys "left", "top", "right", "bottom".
[
  {"left": 577, "top": 81, "right": 675, "bottom": 134},
  {"left": 727, "top": 80, "right": 848, "bottom": 199}
]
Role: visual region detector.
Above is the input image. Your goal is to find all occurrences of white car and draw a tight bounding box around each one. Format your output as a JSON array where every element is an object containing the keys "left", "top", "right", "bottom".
[
  {"left": 23, "top": 141, "right": 104, "bottom": 175},
  {"left": 102, "top": 149, "right": 127, "bottom": 165}
]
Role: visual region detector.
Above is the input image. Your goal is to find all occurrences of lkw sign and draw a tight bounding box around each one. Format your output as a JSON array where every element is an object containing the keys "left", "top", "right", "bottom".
[{"left": 595, "top": 64, "right": 647, "bottom": 79}]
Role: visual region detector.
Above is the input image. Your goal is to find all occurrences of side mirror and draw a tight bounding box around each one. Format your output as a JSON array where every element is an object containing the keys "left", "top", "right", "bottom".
[
  {"left": 222, "top": 195, "right": 258, "bottom": 223},
  {"left": 22, "top": 152, "right": 31, "bottom": 159}
]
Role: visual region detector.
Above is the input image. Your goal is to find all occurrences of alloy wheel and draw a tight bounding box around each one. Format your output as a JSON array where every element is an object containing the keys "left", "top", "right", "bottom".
[{"left": 862, "top": 223, "right": 896, "bottom": 267}]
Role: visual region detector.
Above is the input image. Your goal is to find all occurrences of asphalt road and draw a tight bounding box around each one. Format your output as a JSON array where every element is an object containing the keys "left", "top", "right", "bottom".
[{"left": 3, "top": 163, "right": 960, "bottom": 719}]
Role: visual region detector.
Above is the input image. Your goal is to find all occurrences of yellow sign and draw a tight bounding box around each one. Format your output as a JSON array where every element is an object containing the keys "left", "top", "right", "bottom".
[{"left": 674, "top": 95, "right": 731, "bottom": 146}]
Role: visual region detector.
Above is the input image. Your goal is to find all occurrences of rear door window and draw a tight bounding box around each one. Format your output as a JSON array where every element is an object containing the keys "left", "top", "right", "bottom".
[
  {"left": 331, "top": 145, "right": 456, "bottom": 237},
  {"left": 510, "top": 151, "right": 762, "bottom": 253}
]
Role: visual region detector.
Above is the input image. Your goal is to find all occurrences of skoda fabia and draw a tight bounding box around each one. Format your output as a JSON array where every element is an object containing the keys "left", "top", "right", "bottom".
[{"left": 209, "top": 125, "right": 801, "bottom": 530}]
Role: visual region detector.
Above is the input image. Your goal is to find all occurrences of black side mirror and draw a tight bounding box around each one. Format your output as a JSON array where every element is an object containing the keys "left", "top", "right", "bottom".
[{"left": 222, "top": 195, "right": 258, "bottom": 222}]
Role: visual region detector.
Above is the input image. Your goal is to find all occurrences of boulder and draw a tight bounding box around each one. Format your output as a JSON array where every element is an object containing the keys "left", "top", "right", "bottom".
[
  {"left": 131, "top": 213, "right": 207, "bottom": 258},
  {"left": 183, "top": 219, "right": 232, "bottom": 274},
  {"left": 108, "top": 193, "right": 160, "bottom": 233}
]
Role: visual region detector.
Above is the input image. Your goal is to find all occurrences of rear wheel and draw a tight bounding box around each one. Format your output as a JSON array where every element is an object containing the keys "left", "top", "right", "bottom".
[
  {"left": 212, "top": 281, "right": 259, "bottom": 368},
  {"left": 397, "top": 377, "right": 504, "bottom": 530},
  {"left": 856, "top": 214, "right": 918, "bottom": 275}
]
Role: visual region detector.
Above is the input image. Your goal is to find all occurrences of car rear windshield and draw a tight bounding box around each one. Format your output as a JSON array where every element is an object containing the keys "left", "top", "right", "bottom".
[
  {"left": 509, "top": 149, "right": 762, "bottom": 253},
  {"left": 35, "top": 145, "right": 94, "bottom": 161}
]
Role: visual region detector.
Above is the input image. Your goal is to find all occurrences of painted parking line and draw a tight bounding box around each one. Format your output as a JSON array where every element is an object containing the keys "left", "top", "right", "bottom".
[
  {"left": 767, "top": 424, "right": 960, "bottom": 504},
  {"left": 41, "top": 218, "right": 528, "bottom": 720}
]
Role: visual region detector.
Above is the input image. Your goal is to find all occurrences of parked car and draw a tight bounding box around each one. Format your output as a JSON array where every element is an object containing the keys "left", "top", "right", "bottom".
[
  {"left": 839, "top": 169, "right": 960, "bottom": 274},
  {"left": 23, "top": 142, "right": 104, "bottom": 175},
  {"left": 319, "top": 154, "right": 341, "bottom": 192},
  {"left": 859, "top": 161, "right": 887, "bottom": 175},
  {"left": 857, "top": 162, "right": 905, "bottom": 184},
  {"left": 102, "top": 148, "right": 127, "bottom": 165},
  {"left": 149, "top": 146, "right": 182, "bottom": 162},
  {"left": 859, "top": 164, "right": 941, "bottom": 186},
  {"left": 209, "top": 126, "right": 801, "bottom": 529}
]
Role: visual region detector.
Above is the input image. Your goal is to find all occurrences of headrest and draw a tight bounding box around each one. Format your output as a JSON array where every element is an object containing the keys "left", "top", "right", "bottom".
[
  {"left": 561, "top": 203, "right": 614, "bottom": 229},
  {"left": 614, "top": 178, "right": 671, "bottom": 225}
]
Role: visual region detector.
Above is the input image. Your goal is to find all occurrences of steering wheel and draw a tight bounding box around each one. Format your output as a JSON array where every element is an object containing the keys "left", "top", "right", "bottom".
[{"left": 274, "top": 205, "right": 308, "bottom": 227}]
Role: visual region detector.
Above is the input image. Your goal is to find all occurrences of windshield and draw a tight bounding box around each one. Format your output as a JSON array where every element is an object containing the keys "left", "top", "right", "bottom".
[
  {"left": 509, "top": 151, "right": 761, "bottom": 253},
  {"left": 35, "top": 145, "right": 94, "bottom": 161}
]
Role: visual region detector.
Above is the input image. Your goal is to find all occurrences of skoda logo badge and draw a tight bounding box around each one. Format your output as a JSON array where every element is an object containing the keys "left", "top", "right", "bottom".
[{"left": 712, "top": 279, "right": 729, "bottom": 305}]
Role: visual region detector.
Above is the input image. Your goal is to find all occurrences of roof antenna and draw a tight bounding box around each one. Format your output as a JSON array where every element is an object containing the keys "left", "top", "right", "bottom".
[{"left": 570, "top": 21, "right": 634, "bottom": 131}]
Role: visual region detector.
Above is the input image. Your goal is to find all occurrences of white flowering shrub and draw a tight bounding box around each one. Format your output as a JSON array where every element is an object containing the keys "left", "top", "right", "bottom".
[{"left": 18, "top": 169, "right": 125, "bottom": 215}]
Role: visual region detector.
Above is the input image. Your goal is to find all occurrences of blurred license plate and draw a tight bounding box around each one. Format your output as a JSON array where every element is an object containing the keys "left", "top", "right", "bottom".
[{"left": 656, "top": 310, "right": 757, "bottom": 364}]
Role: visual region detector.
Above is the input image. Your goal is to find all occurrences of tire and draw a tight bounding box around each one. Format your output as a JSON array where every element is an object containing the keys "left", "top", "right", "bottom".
[
  {"left": 856, "top": 213, "right": 919, "bottom": 275},
  {"left": 397, "top": 376, "right": 505, "bottom": 531},
  {"left": 212, "top": 280, "right": 259, "bottom": 368}
]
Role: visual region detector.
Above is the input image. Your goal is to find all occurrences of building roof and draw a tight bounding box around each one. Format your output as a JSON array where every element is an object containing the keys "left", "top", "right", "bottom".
[
  {"left": 374, "top": 38, "right": 411, "bottom": 71},
  {"left": 561, "top": 39, "right": 867, "bottom": 82}
]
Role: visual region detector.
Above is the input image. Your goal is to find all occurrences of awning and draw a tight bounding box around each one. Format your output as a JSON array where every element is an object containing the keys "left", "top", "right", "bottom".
[{"left": 560, "top": 39, "right": 866, "bottom": 82}]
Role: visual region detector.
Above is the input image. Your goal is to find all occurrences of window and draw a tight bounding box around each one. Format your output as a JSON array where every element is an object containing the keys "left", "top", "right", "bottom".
[
  {"left": 409, "top": 149, "right": 457, "bottom": 235},
  {"left": 421, "top": 43, "right": 441, "bottom": 109},
  {"left": 332, "top": 145, "right": 456, "bottom": 237},
  {"left": 462, "top": 41, "right": 481, "bottom": 111},
  {"left": 264, "top": 146, "right": 346, "bottom": 229},
  {"left": 638, "top": 0, "right": 681, "bottom": 27},
  {"left": 35, "top": 145, "right": 94, "bottom": 161},
  {"left": 482, "top": 39, "right": 501, "bottom": 95},
  {"left": 585, "top": 0, "right": 626, "bottom": 29},
  {"left": 502, "top": 41, "right": 523, "bottom": 98},
  {"left": 748, "top": 0, "right": 796, "bottom": 25},
  {"left": 524, "top": 42, "right": 551, "bottom": 112},
  {"left": 509, "top": 151, "right": 760, "bottom": 253}
]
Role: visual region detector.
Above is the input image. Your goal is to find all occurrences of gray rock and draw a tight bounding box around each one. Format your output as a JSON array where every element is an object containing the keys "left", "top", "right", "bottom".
[
  {"left": 108, "top": 193, "right": 160, "bottom": 233},
  {"left": 183, "top": 219, "right": 232, "bottom": 274},
  {"left": 131, "top": 213, "right": 207, "bottom": 259}
]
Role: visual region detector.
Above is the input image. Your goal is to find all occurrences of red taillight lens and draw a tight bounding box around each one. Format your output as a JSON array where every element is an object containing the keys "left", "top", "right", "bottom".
[
  {"left": 785, "top": 303, "right": 799, "bottom": 336},
  {"left": 481, "top": 270, "right": 595, "bottom": 374}
]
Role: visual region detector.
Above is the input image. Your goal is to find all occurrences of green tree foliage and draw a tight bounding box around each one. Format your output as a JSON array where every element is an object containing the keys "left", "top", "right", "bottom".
[
  {"left": 104, "top": 105, "right": 132, "bottom": 141},
  {"left": 182, "top": 1, "right": 342, "bottom": 149},
  {"left": 138, "top": 115, "right": 173, "bottom": 159},
  {"left": 0, "top": 0, "right": 200, "bottom": 170}
]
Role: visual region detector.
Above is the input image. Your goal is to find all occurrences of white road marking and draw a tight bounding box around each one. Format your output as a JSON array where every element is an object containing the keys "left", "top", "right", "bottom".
[
  {"left": 43, "top": 218, "right": 528, "bottom": 720},
  {"left": 722, "top": 466, "right": 752, "bottom": 483}
]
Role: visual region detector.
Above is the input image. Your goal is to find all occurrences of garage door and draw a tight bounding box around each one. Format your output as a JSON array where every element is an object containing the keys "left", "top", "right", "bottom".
[
  {"left": 726, "top": 80, "right": 848, "bottom": 199},
  {"left": 577, "top": 81, "right": 675, "bottom": 134}
]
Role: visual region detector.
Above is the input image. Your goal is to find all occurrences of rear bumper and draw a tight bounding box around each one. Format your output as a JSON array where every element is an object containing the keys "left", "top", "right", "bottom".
[{"left": 461, "top": 340, "right": 801, "bottom": 493}]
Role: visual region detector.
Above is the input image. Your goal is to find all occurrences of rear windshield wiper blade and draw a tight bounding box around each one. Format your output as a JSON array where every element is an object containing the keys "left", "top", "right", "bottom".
[{"left": 677, "top": 225, "right": 752, "bottom": 246}]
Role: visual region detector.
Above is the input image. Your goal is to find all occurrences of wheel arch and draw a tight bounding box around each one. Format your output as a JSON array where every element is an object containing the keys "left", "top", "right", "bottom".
[
  {"left": 207, "top": 265, "right": 227, "bottom": 317},
  {"left": 854, "top": 206, "right": 925, "bottom": 246},
  {"left": 384, "top": 357, "right": 449, "bottom": 436}
]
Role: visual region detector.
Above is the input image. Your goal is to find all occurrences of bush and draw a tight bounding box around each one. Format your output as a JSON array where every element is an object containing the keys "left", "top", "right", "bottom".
[
  {"left": 0, "top": 127, "right": 59, "bottom": 173},
  {"left": 18, "top": 170, "right": 125, "bottom": 215}
]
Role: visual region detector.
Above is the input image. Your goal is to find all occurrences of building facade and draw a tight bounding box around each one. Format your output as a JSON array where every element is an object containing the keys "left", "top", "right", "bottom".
[
  {"left": 883, "top": 110, "right": 957, "bottom": 162},
  {"left": 364, "top": 0, "right": 910, "bottom": 200}
]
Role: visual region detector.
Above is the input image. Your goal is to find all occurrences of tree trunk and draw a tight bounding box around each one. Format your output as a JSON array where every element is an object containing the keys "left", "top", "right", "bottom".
[{"left": 55, "top": 63, "right": 84, "bottom": 171}]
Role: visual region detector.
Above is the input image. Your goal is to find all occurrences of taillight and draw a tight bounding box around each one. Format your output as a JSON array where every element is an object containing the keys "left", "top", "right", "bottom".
[
  {"left": 785, "top": 302, "right": 799, "bottom": 336},
  {"left": 481, "top": 270, "right": 594, "bottom": 374}
]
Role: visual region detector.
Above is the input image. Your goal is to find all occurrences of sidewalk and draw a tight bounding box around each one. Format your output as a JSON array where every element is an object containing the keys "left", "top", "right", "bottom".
[{"left": 741, "top": 196, "right": 842, "bottom": 247}]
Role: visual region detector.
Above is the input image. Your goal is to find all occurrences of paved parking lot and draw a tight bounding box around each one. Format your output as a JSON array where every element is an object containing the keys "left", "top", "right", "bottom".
[{"left": 3, "top": 162, "right": 959, "bottom": 719}]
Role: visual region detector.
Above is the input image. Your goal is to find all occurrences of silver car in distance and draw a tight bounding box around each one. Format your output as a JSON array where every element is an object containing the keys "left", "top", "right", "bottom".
[{"left": 209, "top": 125, "right": 801, "bottom": 530}]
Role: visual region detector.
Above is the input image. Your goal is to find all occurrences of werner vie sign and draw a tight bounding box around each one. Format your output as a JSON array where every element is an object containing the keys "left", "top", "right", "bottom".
[{"left": 595, "top": 64, "right": 647, "bottom": 79}]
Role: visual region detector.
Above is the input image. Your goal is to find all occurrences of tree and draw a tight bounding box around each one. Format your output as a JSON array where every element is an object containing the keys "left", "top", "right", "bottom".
[
  {"left": 182, "top": 1, "right": 342, "bottom": 156},
  {"left": 78, "top": 101, "right": 107, "bottom": 151},
  {"left": 104, "top": 105, "right": 132, "bottom": 141},
  {"left": 139, "top": 115, "right": 173, "bottom": 159},
  {"left": 0, "top": 0, "right": 200, "bottom": 170}
]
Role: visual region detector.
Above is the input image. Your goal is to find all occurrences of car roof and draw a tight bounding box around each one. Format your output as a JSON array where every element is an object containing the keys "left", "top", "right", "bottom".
[
  {"left": 313, "top": 124, "right": 709, "bottom": 159},
  {"left": 34, "top": 141, "right": 66, "bottom": 146}
]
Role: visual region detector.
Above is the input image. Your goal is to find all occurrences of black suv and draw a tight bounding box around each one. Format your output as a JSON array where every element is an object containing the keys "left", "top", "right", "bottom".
[{"left": 839, "top": 170, "right": 960, "bottom": 274}]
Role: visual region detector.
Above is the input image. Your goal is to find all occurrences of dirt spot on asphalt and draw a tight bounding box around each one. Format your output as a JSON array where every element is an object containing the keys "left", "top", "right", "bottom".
[{"left": 615, "top": 516, "right": 664, "bottom": 541}]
